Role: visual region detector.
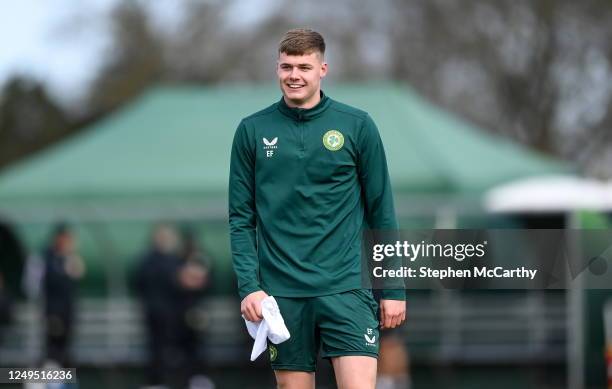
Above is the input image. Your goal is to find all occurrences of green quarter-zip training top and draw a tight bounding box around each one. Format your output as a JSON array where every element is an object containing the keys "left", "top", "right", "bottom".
[{"left": 229, "top": 91, "right": 404, "bottom": 301}]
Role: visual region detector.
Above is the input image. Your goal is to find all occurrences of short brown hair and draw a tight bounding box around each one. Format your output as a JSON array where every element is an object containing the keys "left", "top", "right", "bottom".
[{"left": 279, "top": 28, "right": 325, "bottom": 57}]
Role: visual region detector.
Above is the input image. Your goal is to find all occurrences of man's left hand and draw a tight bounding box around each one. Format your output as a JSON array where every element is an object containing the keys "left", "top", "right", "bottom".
[{"left": 379, "top": 299, "right": 406, "bottom": 329}]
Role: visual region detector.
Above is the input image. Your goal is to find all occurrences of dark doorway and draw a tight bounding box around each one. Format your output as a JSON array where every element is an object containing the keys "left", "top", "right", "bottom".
[{"left": 0, "top": 221, "right": 26, "bottom": 297}]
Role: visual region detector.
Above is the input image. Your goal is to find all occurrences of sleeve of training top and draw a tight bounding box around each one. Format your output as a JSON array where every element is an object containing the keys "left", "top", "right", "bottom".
[
  {"left": 229, "top": 120, "right": 261, "bottom": 300},
  {"left": 358, "top": 114, "right": 406, "bottom": 301}
]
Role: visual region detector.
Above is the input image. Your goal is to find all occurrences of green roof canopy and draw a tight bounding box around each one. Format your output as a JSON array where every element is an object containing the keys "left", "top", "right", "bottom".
[{"left": 0, "top": 83, "right": 567, "bottom": 220}]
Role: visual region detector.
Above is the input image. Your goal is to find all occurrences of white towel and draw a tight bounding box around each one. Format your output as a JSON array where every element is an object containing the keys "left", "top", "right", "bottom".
[{"left": 243, "top": 296, "right": 291, "bottom": 361}]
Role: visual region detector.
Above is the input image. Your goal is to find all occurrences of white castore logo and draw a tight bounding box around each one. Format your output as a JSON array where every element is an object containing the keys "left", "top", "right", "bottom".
[
  {"left": 263, "top": 137, "right": 278, "bottom": 146},
  {"left": 263, "top": 137, "right": 278, "bottom": 158},
  {"left": 364, "top": 328, "right": 376, "bottom": 345}
]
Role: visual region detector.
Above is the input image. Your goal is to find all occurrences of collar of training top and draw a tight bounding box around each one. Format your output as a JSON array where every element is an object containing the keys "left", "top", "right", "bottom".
[{"left": 277, "top": 91, "right": 331, "bottom": 121}]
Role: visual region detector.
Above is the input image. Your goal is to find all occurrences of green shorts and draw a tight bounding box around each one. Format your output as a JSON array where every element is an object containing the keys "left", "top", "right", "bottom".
[{"left": 269, "top": 289, "right": 380, "bottom": 372}]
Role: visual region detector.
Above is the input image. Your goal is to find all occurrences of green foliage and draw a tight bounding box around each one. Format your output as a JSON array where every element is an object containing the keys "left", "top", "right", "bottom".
[{"left": 0, "top": 77, "right": 69, "bottom": 169}]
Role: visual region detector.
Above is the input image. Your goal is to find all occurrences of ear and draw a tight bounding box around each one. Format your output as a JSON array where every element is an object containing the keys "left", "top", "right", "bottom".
[{"left": 320, "top": 62, "right": 328, "bottom": 78}]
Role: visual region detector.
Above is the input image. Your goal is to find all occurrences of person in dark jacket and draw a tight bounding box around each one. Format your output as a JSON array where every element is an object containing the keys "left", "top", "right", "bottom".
[
  {"left": 133, "top": 223, "right": 186, "bottom": 388},
  {"left": 42, "top": 222, "right": 85, "bottom": 366},
  {"left": 176, "top": 230, "right": 212, "bottom": 388}
]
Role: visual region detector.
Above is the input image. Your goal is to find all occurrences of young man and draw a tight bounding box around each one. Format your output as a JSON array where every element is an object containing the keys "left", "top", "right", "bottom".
[{"left": 229, "top": 28, "right": 406, "bottom": 389}]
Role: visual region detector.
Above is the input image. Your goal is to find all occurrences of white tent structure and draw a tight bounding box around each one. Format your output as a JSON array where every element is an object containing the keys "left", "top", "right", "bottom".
[
  {"left": 486, "top": 174, "right": 612, "bottom": 389},
  {"left": 485, "top": 175, "right": 612, "bottom": 213}
]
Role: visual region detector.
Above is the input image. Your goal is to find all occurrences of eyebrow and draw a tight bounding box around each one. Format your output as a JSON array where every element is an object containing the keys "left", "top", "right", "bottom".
[{"left": 279, "top": 63, "right": 314, "bottom": 68}]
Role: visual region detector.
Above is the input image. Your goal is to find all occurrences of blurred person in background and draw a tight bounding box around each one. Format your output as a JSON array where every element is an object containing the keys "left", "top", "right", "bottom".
[
  {"left": 176, "top": 229, "right": 213, "bottom": 389},
  {"left": 133, "top": 223, "right": 182, "bottom": 388},
  {"left": 133, "top": 223, "right": 214, "bottom": 389},
  {"left": 42, "top": 222, "right": 86, "bottom": 367}
]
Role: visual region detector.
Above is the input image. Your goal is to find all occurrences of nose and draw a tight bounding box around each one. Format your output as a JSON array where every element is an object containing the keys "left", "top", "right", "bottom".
[{"left": 289, "top": 67, "right": 300, "bottom": 80}]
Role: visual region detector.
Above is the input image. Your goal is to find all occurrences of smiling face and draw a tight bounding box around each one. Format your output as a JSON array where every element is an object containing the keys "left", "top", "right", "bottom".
[{"left": 277, "top": 51, "right": 328, "bottom": 109}]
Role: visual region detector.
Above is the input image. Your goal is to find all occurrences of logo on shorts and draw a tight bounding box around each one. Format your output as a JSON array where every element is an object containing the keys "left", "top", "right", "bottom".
[
  {"left": 323, "top": 130, "right": 344, "bottom": 151},
  {"left": 269, "top": 345, "right": 278, "bottom": 361},
  {"left": 263, "top": 137, "right": 278, "bottom": 158},
  {"left": 364, "top": 328, "right": 376, "bottom": 346}
]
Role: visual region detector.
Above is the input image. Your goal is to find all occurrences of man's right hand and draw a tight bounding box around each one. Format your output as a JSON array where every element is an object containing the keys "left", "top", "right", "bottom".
[{"left": 241, "top": 290, "right": 269, "bottom": 322}]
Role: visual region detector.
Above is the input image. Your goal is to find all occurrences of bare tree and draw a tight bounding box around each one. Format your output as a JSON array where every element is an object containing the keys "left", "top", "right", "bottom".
[
  {"left": 0, "top": 77, "right": 70, "bottom": 168},
  {"left": 8, "top": 0, "right": 611, "bottom": 177},
  {"left": 388, "top": 0, "right": 612, "bottom": 177},
  {"left": 87, "top": 1, "right": 163, "bottom": 115}
]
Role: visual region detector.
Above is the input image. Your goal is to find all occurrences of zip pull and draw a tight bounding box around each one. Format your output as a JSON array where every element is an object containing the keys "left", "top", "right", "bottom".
[{"left": 299, "top": 120, "right": 305, "bottom": 157}]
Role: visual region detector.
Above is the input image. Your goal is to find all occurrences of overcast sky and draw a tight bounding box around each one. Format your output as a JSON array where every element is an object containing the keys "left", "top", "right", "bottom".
[
  {"left": 0, "top": 0, "right": 278, "bottom": 105},
  {"left": 0, "top": 0, "right": 119, "bottom": 103}
]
